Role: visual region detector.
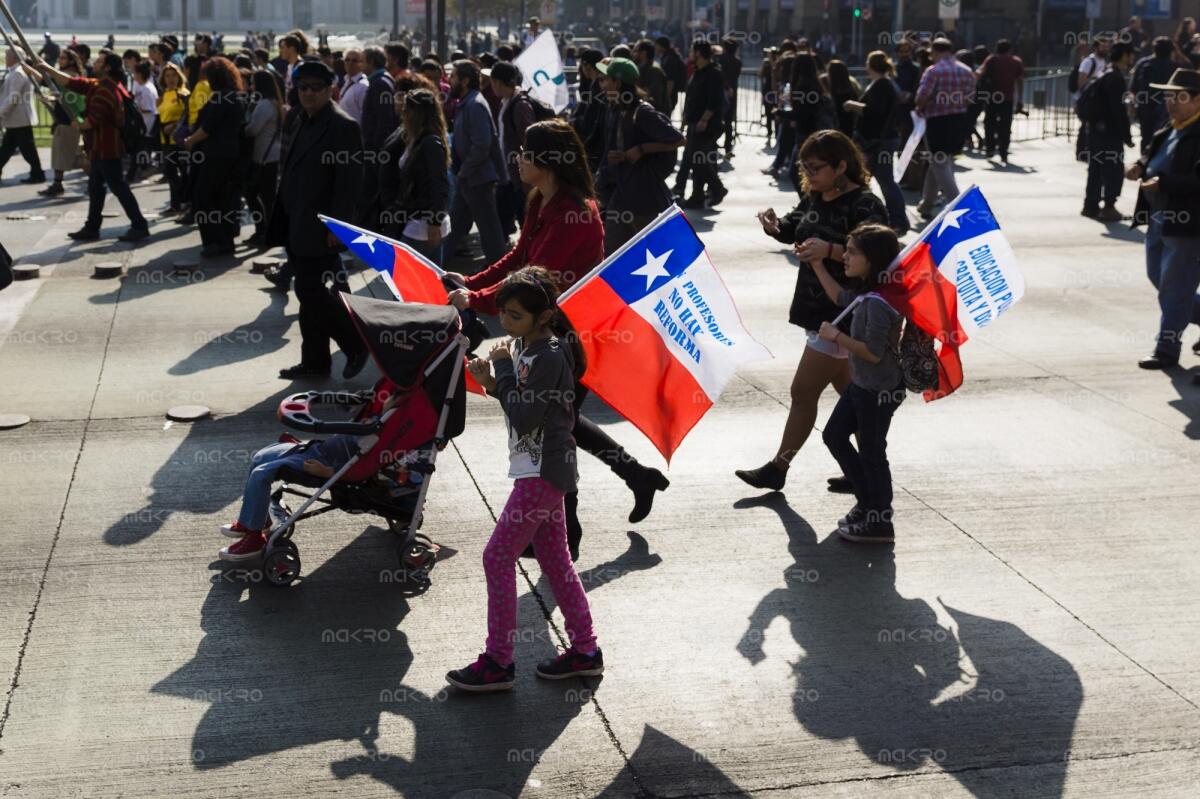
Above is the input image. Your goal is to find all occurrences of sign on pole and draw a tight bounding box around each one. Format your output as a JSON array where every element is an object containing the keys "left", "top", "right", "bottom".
[{"left": 938, "top": 0, "right": 961, "bottom": 20}]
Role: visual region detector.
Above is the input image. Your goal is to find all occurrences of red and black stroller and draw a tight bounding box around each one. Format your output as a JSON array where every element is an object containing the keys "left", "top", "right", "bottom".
[{"left": 260, "top": 296, "right": 467, "bottom": 589}]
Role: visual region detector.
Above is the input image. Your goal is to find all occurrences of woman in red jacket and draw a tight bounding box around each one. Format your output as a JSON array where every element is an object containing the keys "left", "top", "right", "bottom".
[{"left": 446, "top": 119, "right": 669, "bottom": 557}]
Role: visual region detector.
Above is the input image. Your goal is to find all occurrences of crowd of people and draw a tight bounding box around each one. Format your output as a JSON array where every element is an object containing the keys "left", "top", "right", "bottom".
[{"left": 2, "top": 17, "right": 1199, "bottom": 691}]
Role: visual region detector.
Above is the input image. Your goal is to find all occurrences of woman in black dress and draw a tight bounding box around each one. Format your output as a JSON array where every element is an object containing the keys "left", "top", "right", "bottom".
[{"left": 737, "top": 131, "right": 888, "bottom": 493}]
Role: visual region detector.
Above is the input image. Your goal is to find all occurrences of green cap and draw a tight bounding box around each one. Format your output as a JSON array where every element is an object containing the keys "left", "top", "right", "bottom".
[{"left": 596, "top": 57, "right": 639, "bottom": 86}]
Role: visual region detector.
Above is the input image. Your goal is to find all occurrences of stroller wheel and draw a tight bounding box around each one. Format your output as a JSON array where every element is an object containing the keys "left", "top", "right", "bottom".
[
  {"left": 398, "top": 539, "right": 436, "bottom": 585},
  {"left": 263, "top": 541, "right": 302, "bottom": 587}
]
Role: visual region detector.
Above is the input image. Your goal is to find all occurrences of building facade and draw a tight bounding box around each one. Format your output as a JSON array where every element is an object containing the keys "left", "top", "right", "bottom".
[{"left": 37, "top": 0, "right": 421, "bottom": 32}]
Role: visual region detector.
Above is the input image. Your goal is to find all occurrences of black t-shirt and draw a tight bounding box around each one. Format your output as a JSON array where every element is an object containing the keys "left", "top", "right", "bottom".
[
  {"left": 771, "top": 187, "right": 888, "bottom": 330},
  {"left": 603, "top": 101, "right": 683, "bottom": 216},
  {"left": 856, "top": 78, "right": 899, "bottom": 145},
  {"left": 197, "top": 90, "right": 245, "bottom": 159}
]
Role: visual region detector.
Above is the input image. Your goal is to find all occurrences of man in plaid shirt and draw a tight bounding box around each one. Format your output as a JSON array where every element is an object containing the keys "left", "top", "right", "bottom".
[
  {"left": 31, "top": 51, "right": 149, "bottom": 242},
  {"left": 915, "top": 39, "right": 976, "bottom": 219}
]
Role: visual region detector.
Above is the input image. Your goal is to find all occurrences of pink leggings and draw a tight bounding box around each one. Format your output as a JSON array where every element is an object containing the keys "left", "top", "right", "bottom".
[{"left": 483, "top": 476, "right": 597, "bottom": 666}]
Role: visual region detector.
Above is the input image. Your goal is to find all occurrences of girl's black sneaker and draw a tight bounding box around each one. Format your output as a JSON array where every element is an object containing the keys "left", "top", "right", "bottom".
[
  {"left": 837, "top": 505, "right": 866, "bottom": 531},
  {"left": 735, "top": 461, "right": 786, "bottom": 491},
  {"left": 535, "top": 647, "right": 604, "bottom": 680},
  {"left": 838, "top": 521, "right": 895, "bottom": 544},
  {"left": 446, "top": 653, "right": 515, "bottom": 692}
]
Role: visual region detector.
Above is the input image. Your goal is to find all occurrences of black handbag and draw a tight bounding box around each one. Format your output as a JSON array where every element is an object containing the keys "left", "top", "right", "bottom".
[{"left": 0, "top": 240, "right": 13, "bottom": 293}]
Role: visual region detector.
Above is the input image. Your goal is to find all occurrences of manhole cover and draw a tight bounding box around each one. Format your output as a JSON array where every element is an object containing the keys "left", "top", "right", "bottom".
[
  {"left": 0, "top": 414, "right": 32, "bottom": 430},
  {"left": 166, "top": 405, "right": 211, "bottom": 422},
  {"left": 13, "top": 264, "right": 39, "bottom": 280},
  {"left": 172, "top": 260, "right": 199, "bottom": 272},
  {"left": 449, "top": 792, "right": 513, "bottom": 799},
  {"left": 93, "top": 262, "right": 124, "bottom": 278}
]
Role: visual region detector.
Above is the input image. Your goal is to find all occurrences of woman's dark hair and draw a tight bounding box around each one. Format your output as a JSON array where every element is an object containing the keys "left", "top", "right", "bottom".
[
  {"left": 825, "top": 59, "right": 855, "bottom": 97},
  {"left": 1176, "top": 18, "right": 1196, "bottom": 47},
  {"left": 202, "top": 56, "right": 244, "bottom": 93},
  {"left": 59, "top": 48, "right": 85, "bottom": 75},
  {"left": 797, "top": 129, "right": 872, "bottom": 194},
  {"left": 402, "top": 88, "right": 451, "bottom": 167},
  {"left": 521, "top": 118, "right": 596, "bottom": 205},
  {"left": 790, "top": 53, "right": 826, "bottom": 96},
  {"left": 251, "top": 68, "right": 282, "bottom": 126},
  {"left": 847, "top": 223, "right": 901, "bottom": 291},
  {"left": 183, "top": 54, "right": 203, "bottom": 88},
  {"left": 866, "top": 50, "right": 895, "bottom": 76}
]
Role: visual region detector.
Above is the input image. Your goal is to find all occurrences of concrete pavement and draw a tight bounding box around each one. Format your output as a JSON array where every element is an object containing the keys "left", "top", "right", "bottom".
[{"left": 0, "top": 133, "right": 1198, "bottom": 798}]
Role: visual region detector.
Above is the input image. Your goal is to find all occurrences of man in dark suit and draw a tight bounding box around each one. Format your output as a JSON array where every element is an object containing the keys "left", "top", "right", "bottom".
[
  {"left": 441, "top": 60, "right": 508, "bottom": 265},
  {"left": 358, "top": 46, "right": 397, "bottom": 224},
  {"left": 268, "top": 61, "right": 368, "bottom": 381}
]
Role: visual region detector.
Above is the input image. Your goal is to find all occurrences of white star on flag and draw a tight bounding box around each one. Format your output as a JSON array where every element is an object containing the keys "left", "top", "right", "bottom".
[
  {"left": 351, "top": 233, "right": 377, "bottom": 253},
  {"left": 937, "top": 209, "right": 970, "bottom": 237},
  {"left": 630, "top": 248, "right": 673, "bottom": 290}
]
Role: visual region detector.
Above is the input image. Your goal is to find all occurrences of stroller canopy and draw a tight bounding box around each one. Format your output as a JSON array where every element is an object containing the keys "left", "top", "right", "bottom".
[{"left": 342, "top": 294, "right": 462, "bottom": 388}]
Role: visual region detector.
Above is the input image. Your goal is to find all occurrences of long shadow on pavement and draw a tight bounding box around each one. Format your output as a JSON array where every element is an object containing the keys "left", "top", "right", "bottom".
[
  {"left": 322, "top": 532, "right": 664, "bottom": 796},
  {"left": 168, "top": 289, "right": 293, "bottom": 375},
  {"left": 734, "top": 493, "right": 1082, "bottom": 798}
]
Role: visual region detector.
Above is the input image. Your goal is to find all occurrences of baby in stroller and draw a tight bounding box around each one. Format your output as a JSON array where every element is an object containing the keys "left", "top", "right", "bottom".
[{"left": 218, "top": 379, "right": 400, "bottom": 562}]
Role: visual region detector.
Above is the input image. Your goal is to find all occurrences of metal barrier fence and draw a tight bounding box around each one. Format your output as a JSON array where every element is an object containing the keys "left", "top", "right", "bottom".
[{"left": 734, "top": 69, "right": 1076, "bottom": 144}]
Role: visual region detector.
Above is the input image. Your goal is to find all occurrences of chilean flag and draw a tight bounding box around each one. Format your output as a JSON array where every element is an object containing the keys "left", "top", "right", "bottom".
[
  {"left": 318, "top": 215, "right": 448, "bottom": 304},
  {"left": 876, "top": 185, "right": 1024, "bottom": 401},
  {"left": 559, "top": 206, "right": 771, "bottom": 461},
  {"left": 319, "top": 214, "right": 485, "bottom": 394}
]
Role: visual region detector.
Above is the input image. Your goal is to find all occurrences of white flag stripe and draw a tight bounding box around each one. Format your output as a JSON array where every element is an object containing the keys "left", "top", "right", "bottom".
[
  {"left": 939, "top": 229, "right": 1024, "bottom": 334},
  {"left": 628, "top": 254, "right": 771, "bottom": 400}
]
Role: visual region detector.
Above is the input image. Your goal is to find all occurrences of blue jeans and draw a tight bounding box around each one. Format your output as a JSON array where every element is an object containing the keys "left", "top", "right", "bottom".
[
  {"left": 1145, "top": 216, "right": 1200, "bottom": 359},
  {"left": 85, "top": 158, "right": 148, "bottom": 232},
  {"left": 237, "top": 443, "right": 309, "bottom": 530},
  {"left": 867, "top": 141, "right": 908, "bottom": 233},
  {"left": 822, "top": 382, "right": 905, "bottom": 518}
]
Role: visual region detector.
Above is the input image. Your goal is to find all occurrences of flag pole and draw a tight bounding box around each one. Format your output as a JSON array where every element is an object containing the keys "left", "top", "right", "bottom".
[{"left": 0, "top": 0, "right": 36, "bottom": 60}]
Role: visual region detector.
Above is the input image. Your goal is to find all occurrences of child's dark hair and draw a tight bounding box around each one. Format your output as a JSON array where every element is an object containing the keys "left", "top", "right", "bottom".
[
  {"left": 847, "top": 224, "right": 901, "bottom": 291},
  {"left": 496, "top": 266, "right": 587, "bottom": 380},
  {"left": 496, "top": 266, "right": 559, "bottom": 317}
]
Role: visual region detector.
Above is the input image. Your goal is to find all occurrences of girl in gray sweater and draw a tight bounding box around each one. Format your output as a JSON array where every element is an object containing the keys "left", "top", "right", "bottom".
[
  {"left": 809, "top": 224, "right": 907, "bottom": 544},
  {"left": 448, "top": 267, "right": 603, "bottom": 692}
]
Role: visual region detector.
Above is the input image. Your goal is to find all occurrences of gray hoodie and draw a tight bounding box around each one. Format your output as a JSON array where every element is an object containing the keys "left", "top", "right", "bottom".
[{"left": 492, "top": 336, "right": 578, "bottom": 494}]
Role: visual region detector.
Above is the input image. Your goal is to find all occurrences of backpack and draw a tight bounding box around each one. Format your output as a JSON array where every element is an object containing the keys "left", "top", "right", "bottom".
[
  {"left": 1074, "top": 72, "right": 1105, "bottom": 124},
  {"left": 119, "top": 87, "right": 147, "bottom": 153},
  {"left": 623, "top": 102, "right": 678, "bottom": 183},
  {"left": 898, "top": 321, "right": 940, "bottom": 394},
  {"left": 527, "top": 94, "right": 557, "bottom": 121}
]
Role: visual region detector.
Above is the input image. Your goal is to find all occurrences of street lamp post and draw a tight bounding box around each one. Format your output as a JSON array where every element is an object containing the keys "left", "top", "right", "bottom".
[
  {"left": 393, "top": 0, "right": 400, "bottom": 37},
  {"left": 181, "top": 0, "right": 188, "bottom": 54}
]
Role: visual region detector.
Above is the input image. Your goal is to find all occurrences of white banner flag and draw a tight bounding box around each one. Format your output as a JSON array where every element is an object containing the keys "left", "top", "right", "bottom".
[
  {"left": 893, "top": 111, "right": 926, "bottom": 183},
  {"left": 514, "top": 29, "right": 569, "bottom": 112}
]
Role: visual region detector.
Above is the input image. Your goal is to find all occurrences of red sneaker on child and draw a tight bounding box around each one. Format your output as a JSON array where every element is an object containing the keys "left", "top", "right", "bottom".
[
  {"left": 220, "top": 520, "right": 261, "bottom": 539},
  {"left": 219, "top": 531, "right": 267, "bottom": 562}
]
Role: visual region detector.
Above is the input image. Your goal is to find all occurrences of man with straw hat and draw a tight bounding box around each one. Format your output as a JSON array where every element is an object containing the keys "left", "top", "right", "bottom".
[{"left": 1127, "top": 68, "right": 1200, "bottom": 377}]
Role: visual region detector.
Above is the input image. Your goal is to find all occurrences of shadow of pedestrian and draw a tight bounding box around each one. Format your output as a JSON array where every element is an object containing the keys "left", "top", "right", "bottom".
[
  {"left": 734, "top": 493, "right": 1081, "bottom": 797},
  {"left": 1167, "top": 366, "right": 1200, "bottom": 440},
  {"left": 102, "top": 388, "right": 316, "bottom": 546},
  {"left": 321, "top": 531, "right": 661, "bottom": 795},
  {"left": 168, "top": 289, "right": 293, "bottom": 375},
  {"left": 592, "top": 724, "right": 750, "bottom": 797},
  {"left": 151, "top": 527, "right": 418, "bottom": 769}
]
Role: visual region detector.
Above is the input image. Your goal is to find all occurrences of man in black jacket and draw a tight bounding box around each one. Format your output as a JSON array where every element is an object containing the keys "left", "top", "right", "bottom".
[
  {"left": 268, "top": 61, "right": 368, "bottom": 381},
  {"left": 1130, "top": 37, "right": 1178, "bottom": 153},
  {"left": 358, "top": 45, "right": 400, "bottom": 223},
  {"left": 679, "top": 40, "right": 727, "bottom": 210},
  {"left": 1082, "top": 42, "right": 1135, "bottom": 222},
  {"left": 655, "top": 36, "right": 687, "bottom": 118},
  {"left": 718, "top": 37, "right": 743, "bottom": 159},
  {"left": 1127, "top": 68, "right": 1200, "bottom": 374}
]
